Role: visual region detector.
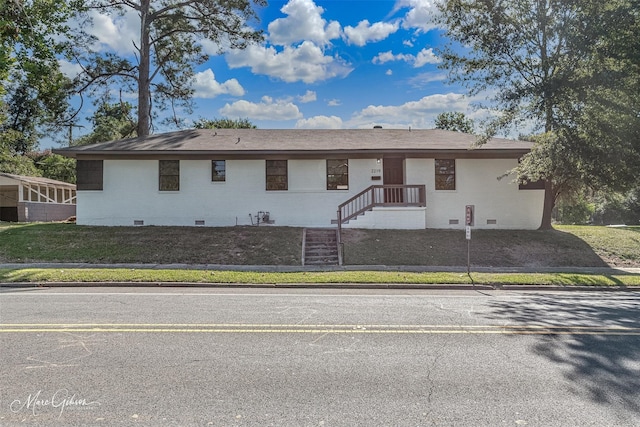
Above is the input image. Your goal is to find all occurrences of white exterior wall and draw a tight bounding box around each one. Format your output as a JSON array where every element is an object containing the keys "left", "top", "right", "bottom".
[
  {"left": 342, "top": 207, "right": 427, "bottom": 229},
  {"left": 77, "top": 157, "right": 544, "bottom": 229},
  {"left": 77, "top": 158, "right": 380, "bottom": 227},
  {"left": 406, "top": 158, "right": 544, "bottom": 230}
]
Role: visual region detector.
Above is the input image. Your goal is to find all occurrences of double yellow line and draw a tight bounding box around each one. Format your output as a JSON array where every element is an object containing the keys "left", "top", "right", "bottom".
[{"left": 2, "top": 323, "right": 640, "bottom": 335}]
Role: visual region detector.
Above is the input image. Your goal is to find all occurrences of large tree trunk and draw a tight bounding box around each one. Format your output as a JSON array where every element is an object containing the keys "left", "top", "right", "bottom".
[
  {"left": 137, "top": 0, "right": 151, "bottom": 137},
  {"left": 539, "top": 180, "right": 555, "bottom": 230}
]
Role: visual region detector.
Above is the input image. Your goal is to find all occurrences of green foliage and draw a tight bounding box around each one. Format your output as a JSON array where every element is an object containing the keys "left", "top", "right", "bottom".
[
  {"left": 437, "top": 0, "right": 640, "bottom": 229},
  {"left": 556, "top": 196, "right": 595, "bottom": 225},
  {"left": 29, "top": 151, "right": 76, "bottom": 183},
  {"left": 72, "top": 101, "right": 137, "bottom": 146},
  {"left": 2, "top": 83, "right": 42, "bottom": 154},
  {"left": 513, "top": 132, "right": 581, "bottom": 200},
  {"left": 0, "top": 151, "right": 39, "bottom": 176},
  {"left": 434, "top": 112, "right": 474, "bottom": 133},
  {"left": 194, "top": 117, "right": 257, "bottom": 129},
  {"left": 593, "top": 188, "right": 640, "bottom": 225},
  {"left": 1, "top": 0, "right": 78, "bottom": 150},
  {"left": 74, "top": 0, "right": 266, "bottom": 136},
  {"left": 0, "top": 131, "right": 38, "bottom": 175}
]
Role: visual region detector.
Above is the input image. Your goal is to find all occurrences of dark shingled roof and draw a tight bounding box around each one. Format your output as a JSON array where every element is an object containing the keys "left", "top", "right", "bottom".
[{"left": 53, "top": 128, "right": 532, "bottom": 158}]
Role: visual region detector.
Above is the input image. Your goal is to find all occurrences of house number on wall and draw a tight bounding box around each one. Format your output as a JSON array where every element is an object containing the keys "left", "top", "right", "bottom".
[{"left": 371, "top": 168, "right": 381, "bottom": 173}]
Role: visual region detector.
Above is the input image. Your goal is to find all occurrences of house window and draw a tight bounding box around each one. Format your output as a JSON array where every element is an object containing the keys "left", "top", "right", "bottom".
[
  {"left": 159, "top": 160, "right": 180, "bottom": 191},
  {"left": 519, "top": 179, "right": 545, "bottom": 190},
  {"left": 212, "top": 160, "right": 226, "bottom": 182},
  {"left": 76, "top": 160, "right": 103, "bottom": 190},
  {"left": 266, "top": 160, "right": 287, "bottom": 191},
  {"left": 435, "top": 159, "right": 455, "bottom": 190},
  {"left": 327, "top": 159, "right": 349, "bottom": 190}
]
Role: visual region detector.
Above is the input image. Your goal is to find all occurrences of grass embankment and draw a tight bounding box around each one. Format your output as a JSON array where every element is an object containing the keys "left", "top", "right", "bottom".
[
  {"left": 0, "top": 222, "right": 638, "bottom": 286},
  {"left": 0, "top": 223, "right": 301, "bottom": 264},
  {"left": 343, "top": 226, "right": 640, "bottom": 268}
]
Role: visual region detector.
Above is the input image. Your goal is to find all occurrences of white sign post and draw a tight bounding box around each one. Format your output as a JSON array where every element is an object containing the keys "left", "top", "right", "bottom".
[
  {"left": 465, "top": 206, "right": 474, "bottom": 276},
  {"left": 466, "top": 226, "right": 471, "bottom": 276}
]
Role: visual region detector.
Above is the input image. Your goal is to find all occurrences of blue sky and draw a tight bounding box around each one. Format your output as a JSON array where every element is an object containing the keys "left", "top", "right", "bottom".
[{"left": 58, "top": 0, "right": 492, "bottom": 144}]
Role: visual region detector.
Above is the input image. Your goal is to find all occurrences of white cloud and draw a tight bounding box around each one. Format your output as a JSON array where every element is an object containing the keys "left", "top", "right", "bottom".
[
  {"left": 87, "top": 9, "right": 140, "bottom": 55},
  {"left": 268, "top": 0, "right": 341, "bottom": 46},
  {"left": 226, "top": 41, "right": 353, "bottom": 83},
  {"left": 413, "top": 48, "right": 440, "bottom": 67},
  {"left": 343, "top": 20, "right": 399, "bottom": 47},
  {"left": 408, "top": 72, "right": 448, "bottom": 87},
  {"left": 192, "top": 69, "right": 245, "bottom": 98},
  {"left": 200, "top": 39, "right": 223, "bottom": 56},
  {"left": 327, "top": 99, "right": 341, "bottom": 107},
  {"left": 394, "top": 0, "right": 440, "bottom": 33},
  {"left": 349, "top": 93, "right": 474, "bottom": 128},
  {"left": 219, "top": 96, "right": 302, "bottom": 121},
  {"left": 372, "top": 48, "right": 439, "bottom": 68},
  {"left": 58, "top": 59, "right": 84, "bottom": 78},
  {"left": 373, "top": 51, "right": 413, "bottom": 65},
  {"left": 298, "top": 90, "right": 317, "bottom": 103},
  {"left": 295, "top": 115, "right": 343, "bottom": 129},
  {"left": 386, "top": 69, "right": 393, "bottom": 76}
]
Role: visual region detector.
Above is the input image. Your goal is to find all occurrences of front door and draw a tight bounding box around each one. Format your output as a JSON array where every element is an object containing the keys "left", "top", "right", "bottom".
[{"left": 383, "top": 157, "right": 404, "bottom": 203}]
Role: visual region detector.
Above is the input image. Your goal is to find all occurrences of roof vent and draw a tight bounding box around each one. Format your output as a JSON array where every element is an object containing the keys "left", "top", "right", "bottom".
[{"left": 373, "top": 125, "right": 382, "bottom": 129}]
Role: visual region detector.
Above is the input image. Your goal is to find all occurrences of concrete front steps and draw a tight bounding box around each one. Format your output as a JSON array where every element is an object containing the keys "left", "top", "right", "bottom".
[{"left": 302, "top": 228, "right": 341, "bottom": 266}]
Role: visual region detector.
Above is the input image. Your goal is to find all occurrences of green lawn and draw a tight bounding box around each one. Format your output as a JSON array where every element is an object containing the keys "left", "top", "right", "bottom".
[{"left": 0, "top": 268, "right": 638, "bottom": 287}]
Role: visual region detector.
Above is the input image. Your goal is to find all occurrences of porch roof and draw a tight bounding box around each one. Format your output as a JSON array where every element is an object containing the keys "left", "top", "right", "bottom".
[
  {"left": 53, "top": 128, "right": 533, "bottom": 159},
  {"left": 0, "top": 173, "right": 76, "bottom": 189}
]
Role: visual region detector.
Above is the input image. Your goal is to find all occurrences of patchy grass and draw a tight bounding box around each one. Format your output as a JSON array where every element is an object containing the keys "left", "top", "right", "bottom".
[
  {"left": 342, "top": 228, "right": 613, "bottom": 267},
  {"left": 0, "top": 223, "right": 302, "bottom": 265},
  {"left": 0, "top": 222, "right": 638, "bottom": 268},
  {"left": 0, "top": 268, "right": 638, "bottom": 287}
]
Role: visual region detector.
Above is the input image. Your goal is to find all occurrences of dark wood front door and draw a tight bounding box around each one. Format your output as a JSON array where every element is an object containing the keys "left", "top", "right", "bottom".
[{"left": 383, "top": 157, "right": 404, "bottom": 203}]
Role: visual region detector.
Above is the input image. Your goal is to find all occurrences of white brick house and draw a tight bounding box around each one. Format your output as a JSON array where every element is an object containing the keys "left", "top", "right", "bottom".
[{"left": 53, "top": 128, "right": 544, "bottom": 229}]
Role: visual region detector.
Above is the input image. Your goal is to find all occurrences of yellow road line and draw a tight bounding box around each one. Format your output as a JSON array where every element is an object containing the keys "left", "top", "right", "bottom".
[
  {"left": 1, "top": 324, "right": 640, "bottom": 335},
  {"left": 2, "top": 323, "right": 639, "bottom": 329}
]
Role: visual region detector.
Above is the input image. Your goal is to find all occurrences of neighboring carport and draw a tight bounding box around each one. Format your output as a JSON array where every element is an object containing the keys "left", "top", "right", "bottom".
[{"left": 0, "top": 173, "right": 76, "bottom": 222}]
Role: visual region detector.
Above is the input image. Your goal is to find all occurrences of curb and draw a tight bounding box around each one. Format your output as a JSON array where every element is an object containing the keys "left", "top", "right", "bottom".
[{"left": 1, "top": 282, "right": 639, "bottom": 292}]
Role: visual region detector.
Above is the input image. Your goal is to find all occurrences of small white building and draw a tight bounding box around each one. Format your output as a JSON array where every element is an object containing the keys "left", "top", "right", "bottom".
[
  {"left": 53, "top": 128, "right": 545, "bottom": 229},
  {"left": 0, "top": 173, "right": 76, "bottom": 222}
]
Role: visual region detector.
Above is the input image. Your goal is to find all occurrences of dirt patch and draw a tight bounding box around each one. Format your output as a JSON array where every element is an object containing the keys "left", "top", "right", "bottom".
[{"left": 341, "top": 229, "right": 369, "bottom": 244}]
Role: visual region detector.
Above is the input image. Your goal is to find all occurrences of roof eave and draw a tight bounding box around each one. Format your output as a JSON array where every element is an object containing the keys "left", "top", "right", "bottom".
[{"left": 55, "top": 148, "right": 529, "bottom": 160}]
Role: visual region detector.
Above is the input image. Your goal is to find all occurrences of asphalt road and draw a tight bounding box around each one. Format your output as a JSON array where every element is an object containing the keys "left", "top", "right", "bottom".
[{"left": 1, "top": 287, "right": 639, "bottom": 426}]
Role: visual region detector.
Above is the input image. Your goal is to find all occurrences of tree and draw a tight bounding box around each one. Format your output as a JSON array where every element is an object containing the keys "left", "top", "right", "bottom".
[
  {"left": 511, "top": 132, "right": 582, "bottom": 222},
  {"left": 1, "top": 0, "right": 79, "bottom": 175},
  {"left": 434, "top": 112, "right": 474, "bottom": 133},
  {"left": 437, "top": 0, "right": 640, "bottom": 229},
  {"left": 30, "top": 151, "right": 77, "bottom": 183},
  {"left": 1, "top": 0, "right": 77, "bottom": 147},
  {"left": 194, "top": 117, "right": 256, "bottom": 129},
  {"left": 0, "top": 138, "right": 40, "bottom": 176},
  {"left": 74, "top": 0, "right": 265, "bottom": 137},
  {"left": 72, "top": 101, "right": 137, "bottom": 146}
]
